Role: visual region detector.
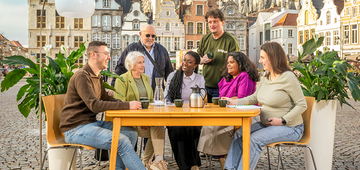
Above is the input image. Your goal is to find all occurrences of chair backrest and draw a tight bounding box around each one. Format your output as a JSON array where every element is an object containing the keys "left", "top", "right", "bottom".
[
  {"left": 297, "top": 96, "right": 315, "bottom": 144},
  {"left": 43, "top": 94, "right": 66, "bottom": 144}
]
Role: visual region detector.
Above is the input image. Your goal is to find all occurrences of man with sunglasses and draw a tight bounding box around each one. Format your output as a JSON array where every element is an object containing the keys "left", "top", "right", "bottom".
[{"left": 111, "top": 24, "right": 173, "bottom": 91}]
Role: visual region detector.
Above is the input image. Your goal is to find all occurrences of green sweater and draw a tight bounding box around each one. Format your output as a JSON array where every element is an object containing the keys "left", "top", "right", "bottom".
[
  {"left": 197, "top": 32, "right": 240, "bottom": 88},
  {"left": 237, "top": 71, "right": 307, "bottom": 127}
]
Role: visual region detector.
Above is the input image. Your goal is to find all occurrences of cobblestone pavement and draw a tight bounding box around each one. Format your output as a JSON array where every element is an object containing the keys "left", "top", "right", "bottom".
[{"left": 1, "top": 79, "right": 359, "bottom": 170}]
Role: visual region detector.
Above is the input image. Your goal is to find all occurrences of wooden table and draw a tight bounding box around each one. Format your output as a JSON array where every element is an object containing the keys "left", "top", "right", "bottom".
[{"left": 106, "top": 103, "right": 260, "bottom": 170}]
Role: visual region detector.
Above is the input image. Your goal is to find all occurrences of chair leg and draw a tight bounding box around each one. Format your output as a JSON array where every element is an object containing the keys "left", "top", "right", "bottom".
[
  {"left": 69, "top": 148, "right": 77, "bottom": 170},
  {"left": 277, "top": 146, "right": 285, "bottom": 170},
  {"left": 267, "top": 146, "right": 271, "bottom": 170},
  {"left": 98, "top": 149, "right": 102, "bottom": 166},
  {"left": 41, "top": 149, "right": 49, "bottom": 170},
  {"left": 79, "top": 148, "right": 83, "bottom": 170},
  {"left": 306, "top": 146, "right": 317, "bottom": 170},
  {"left": 209, "top": 154, "right": 213, "bottom": 170}
]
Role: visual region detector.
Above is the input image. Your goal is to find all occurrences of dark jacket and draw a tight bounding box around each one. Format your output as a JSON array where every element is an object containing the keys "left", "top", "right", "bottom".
[{"left": 112, "top": 41, "right": 173, "bottom": 91}]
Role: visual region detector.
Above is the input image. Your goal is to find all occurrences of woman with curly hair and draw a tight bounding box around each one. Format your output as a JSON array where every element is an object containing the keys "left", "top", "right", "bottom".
[
  {"left": 164, "top": 51, "right": 205, "bottom": 170},
  {"left": 198, "top": 52, "right": 259, "bottom": 169}
]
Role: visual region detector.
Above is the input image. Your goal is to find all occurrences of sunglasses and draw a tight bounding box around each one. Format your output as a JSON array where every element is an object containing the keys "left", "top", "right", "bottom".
[{"left": 145, "top": 34, "right": 156, "bottom": 38}]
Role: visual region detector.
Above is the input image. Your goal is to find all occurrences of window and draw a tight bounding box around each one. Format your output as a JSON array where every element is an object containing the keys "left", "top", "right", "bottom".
[
  {"left": 166, "top": 11, "right": 170, "bottom": 16},
  {"left": 288, "top": 43, "right": 293, "bottom": 55},
  {"left": 299, "top": 31, "right": 303, "bottom": 44},
  {"left": 123, "top": 35, "right": 130, "bottom": 49},
  {"left": 187, "top": 22, "right": 194, "bottom": 34},
  {"left": 239, "top": 35, "right": 245, "bottom": 50},
  {"left": 326, "top": 31, "right": 331, "bottom": 46},
  {"left": 102, "top": 34, "right": 111, "bottom": 49},
  {"left": 319, "top": 32, "right": 324, "bottom": 46},
  {"left": 227, "top": 24, "right": 235, "bottom": 30},
  {"left": 55, "top": 36, "right": 64, "bottom": 47},
  {"left": 206, "top": 23, "right": 210, "bottom": 34},
  {"left": 334, "top": 18, "right": 337, "bottom": 23},
  {"left": 346, "top": 8, "right": 350, "bottom": 15},
  {"left": 196, "top": 41, "right": 200, "bottom": 48},
  {"left": 265, "top": 24, "right": 270, "bottom": 41},
  {"left": 326, "top": 11, "right": 331, "bottom": 25},
  {"left": 187, "top": 41, "right": 194, "bottom": 49},
  {"left": 333, "top": 30, "right": 339, "bottom": 45},
  {"left": 74, "top": 18, "right": 83, "bottom": 29},
  {"left": 40, "top": 0, "right": 48, "bottom": 2},
  {"left": 271, "top": 31, "right": 274, "bottom": 39},
  {"left": 276, "top": 30, "right": 279, "bottom": 38},
  {"left": 133, "top": 20, "right": 139, "bottom": 30},
  {"left": 175, "top": 23, "right": 179, "bottom": 27},
  {"left": 104, "top": 0, "right": 109, "bottom": 7},
  {"left": 112, "top": 55, "right": 120, "bottom": 71},
  {"left": 92, "top": 15, "right": 101, "bottom": 27},
  {"left": 55, "top": 11, "right": 64, "bottom": 29},
  {"left": 260, "top": 32, "right": 263, "bottom": 45},
  {"left": 174, "top": 37, "right": 180, "bottom": 50},
  {"left": 74, "top": 56, "right": 84, "bottom": 66},
  {"left": 133, "top": 35, "right": 140, "bottom": 43},
  {"left": 102, "top": 15, "right": 111, "bottom": 30},
  {"left": 155, "top": 37, "right": 161, "bottom": 44},
  {"left": 344, "top": 25, "right": 349, "bottom": 44},
  {"left": 311, "top": 29, "right": 315, "bottom": 39},
  {"left": 37, "top": 36, "right": 46, "bottom": 47},
  {"left": 288, "top": 29, "right": 293, "bottom": 37},
  {"left": 196, "top": 5, "right": 203, "bottom": 15},
  {"left": 305, "top": 10, "right": 308, "bottom": 25},
  {"left": 92, "top": 33, "right": 100, "bottom": 41},
  {"left": 36, "top": 53, "right": 46, "bottom": 64},
  {"left": 113, "top": 34, "right": 120, "bottom": 49},
  {"left": 351, "top": 24, "right": 358, "bottom": 44},
  {"left": 197, "top": 23, "right": 203, "bottom": 34},
  {"left": 279, "top": 29, "right": 282, "bottom": 38},
  {"left": 320, "top": 20, "right": 323, "bottom": 25},
  {"left": 113, "top": 16, "right": 121, "bottom": 27},
  {"left": 134, "top": 10, "right": 139, "bottom": 17},
  {"left": 37, "top": 10, "right": 46, "bottom": 28},
  {"left": 164, "top": 37, "right": 171, "bottom": 51},
  {"left": 165, "top": 23, "right": 170, "bottom": 31},
  {"left": 353, "top": 7, "right": 357, "bottom": 18},
  {"left": 305, "top": 30, "right": 309, "bottom": 41},
  {"left": 74, "top": 36, "right": 83, "bottom": 48}
]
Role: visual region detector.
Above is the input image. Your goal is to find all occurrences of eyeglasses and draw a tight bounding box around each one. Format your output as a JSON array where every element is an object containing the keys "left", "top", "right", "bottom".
[
  {"left": 94, "top": 51, "right": 110, "bottom": 56},
  {"left": 145, "top": 34, "right": 156, "bottom": 38}
]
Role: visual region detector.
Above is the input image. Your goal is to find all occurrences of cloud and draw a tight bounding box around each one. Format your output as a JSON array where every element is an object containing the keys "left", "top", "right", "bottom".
[{"left": 0, "top": 1, "right": 28, "bottom": 46}]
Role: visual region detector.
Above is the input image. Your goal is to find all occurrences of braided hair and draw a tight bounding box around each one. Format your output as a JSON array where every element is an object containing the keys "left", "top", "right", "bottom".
[
  {"left": 166, "top": 51, "right": 201, "bottom": 102},
  {"left": 221, "top": 52, "right": 260, "bottom": 82}
]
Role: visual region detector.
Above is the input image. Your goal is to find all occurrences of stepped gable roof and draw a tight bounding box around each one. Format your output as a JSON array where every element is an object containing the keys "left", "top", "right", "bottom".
[
  {"left": 273, "top": 13, "right": 298, "bottom": 27},
  {"left": 334, "top": 0, "right": 344, "bottom": 15}
]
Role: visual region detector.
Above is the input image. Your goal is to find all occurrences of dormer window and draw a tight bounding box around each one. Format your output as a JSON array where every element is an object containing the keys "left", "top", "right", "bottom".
[
  {"left": 134, "top": 10, "right": 139, "bottom": 17},
  {"left": 133, "top": 20, "right": 139, "bottom": 30},
  {"left": 165, "top": 23, "right": 170, "bottom": 31},
  {"left": 104, "top": 0, "right": 109, "bottom": 8}
]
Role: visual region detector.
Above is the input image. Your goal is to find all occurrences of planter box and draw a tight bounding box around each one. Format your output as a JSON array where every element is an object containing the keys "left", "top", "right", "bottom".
[{"left": 305, "top": 100, "right": 337, "bottom": 170}]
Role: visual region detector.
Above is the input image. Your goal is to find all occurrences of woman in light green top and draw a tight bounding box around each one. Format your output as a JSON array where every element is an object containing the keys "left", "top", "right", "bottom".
[
  {"left": 222, "top": 42, "right": 307, "bottom": 170},
  {"left": 114, "top": 51, "right": 166, "bottom": 169}
]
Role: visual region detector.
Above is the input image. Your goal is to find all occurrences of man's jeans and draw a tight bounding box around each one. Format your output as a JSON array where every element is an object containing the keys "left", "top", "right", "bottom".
[
  {"left": 64, "top": 121, "right": 146, "bottom": 170},
  {"left": 224, "top": 122, "right": 304, "bottom": 170},
  {"left": 205, "top": 86, "right": 219, "bottom": 103}
]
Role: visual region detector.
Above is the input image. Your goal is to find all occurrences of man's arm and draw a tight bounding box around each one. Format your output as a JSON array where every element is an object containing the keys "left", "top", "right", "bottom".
[
  {"left": 163, "top": 48, "right": 174, "bottom": 81},
  {"left": 197, "top": 35, "right": 212, "bottom": 64}
]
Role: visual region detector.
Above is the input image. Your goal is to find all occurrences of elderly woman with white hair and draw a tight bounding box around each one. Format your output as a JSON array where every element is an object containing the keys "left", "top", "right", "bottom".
[{"left": 114, "top": 51, "right": 168, "bottom": 170}]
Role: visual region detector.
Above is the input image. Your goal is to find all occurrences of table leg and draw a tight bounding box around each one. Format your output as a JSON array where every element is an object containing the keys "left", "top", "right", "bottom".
[
  {"left": 242, "top": 117, "right": 251, "bottom": 170},
  {"left": 109, "top": 118, "right": 121, "bottom": 170}
]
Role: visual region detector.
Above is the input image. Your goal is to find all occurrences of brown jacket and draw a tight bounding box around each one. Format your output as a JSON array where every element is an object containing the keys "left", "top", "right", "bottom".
[{"left": 59, "top": 63, "right": 129, "bottom": 132}]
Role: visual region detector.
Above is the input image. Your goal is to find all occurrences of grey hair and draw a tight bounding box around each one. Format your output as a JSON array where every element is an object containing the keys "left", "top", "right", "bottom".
[{"left": 125, "top": 51, "right": 145, "bottom": 71}]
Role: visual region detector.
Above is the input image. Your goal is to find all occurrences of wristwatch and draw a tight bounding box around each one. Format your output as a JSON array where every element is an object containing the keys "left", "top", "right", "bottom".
[{"left": 281, "top": 117, "right": 287, "bottom": 125}]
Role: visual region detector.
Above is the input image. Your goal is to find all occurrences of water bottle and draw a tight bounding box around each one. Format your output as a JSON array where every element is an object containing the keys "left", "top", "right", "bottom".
[{"left": 154, "top": 77, "right": 164, "bottom": 106}]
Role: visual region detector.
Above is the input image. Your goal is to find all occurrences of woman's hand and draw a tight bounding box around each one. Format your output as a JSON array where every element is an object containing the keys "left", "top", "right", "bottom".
[
  {"left": 221, "top": 97, "right": 238, "bottom": 105},
  {"left": 266, "top": 118, "right": 283, "bottom": 126},
  {"left": 129, "top": 101, "right": 141, "bottom": 110}
]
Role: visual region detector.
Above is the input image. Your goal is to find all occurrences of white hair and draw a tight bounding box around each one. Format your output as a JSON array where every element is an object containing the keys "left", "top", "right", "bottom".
[{"left": 125, "top": 51, "right": 145, "bottom": 71}]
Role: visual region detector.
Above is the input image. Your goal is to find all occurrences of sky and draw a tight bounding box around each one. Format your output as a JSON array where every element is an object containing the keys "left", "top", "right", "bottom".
[{"left": 0, "top": 0, "right": 28, "bottom": 47}]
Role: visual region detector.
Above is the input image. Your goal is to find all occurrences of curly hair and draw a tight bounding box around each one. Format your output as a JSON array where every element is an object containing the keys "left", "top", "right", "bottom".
[
  {"left": 221, "top": 52, "right": 260, "bottom": 82},
  {"left": 205, "top": 9, "right": 225, "bottom": 22},
  {"left": 166, "top": 51, "right": 201, "bottom": 102}
]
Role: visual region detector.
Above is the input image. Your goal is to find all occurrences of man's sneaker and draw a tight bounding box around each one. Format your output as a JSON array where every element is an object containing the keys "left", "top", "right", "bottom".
[{"left": 149, "top": 160, "right": 168, "bottom": 170}]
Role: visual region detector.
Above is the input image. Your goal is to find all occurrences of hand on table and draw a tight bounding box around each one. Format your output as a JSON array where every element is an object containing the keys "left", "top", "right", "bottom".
[
  {"left": 221, "top": 97, "right": 238, "bottom": 105},
  {"left": 129, "top": 101, "right": 141, "bottom": 110}
]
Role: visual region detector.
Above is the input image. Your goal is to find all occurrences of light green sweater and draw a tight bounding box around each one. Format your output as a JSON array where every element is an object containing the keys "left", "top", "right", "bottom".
[{"left": 237, "top": 71, "right": 307, "bottom": 127}]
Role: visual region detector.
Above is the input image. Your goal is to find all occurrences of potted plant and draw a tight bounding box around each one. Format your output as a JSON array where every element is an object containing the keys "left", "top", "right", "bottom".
[
  {"left": 292, "top": 36, "right": 360, "bottom": 170},
  {"left": 0, "top": 42, "right": 119, "bottom": 169}
]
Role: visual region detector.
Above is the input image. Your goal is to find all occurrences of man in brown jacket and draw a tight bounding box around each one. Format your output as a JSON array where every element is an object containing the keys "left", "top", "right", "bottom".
[{"left": 59, "top": 41, "right": 146, "bottom": 170}]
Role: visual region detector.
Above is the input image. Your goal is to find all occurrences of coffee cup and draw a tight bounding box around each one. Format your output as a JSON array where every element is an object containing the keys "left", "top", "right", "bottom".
[
  {"left": 174, "top": 99, "right": 184, "bottom": 107},
  {"left": 212, "top": 97, "right": 220, "bottom": 105},
  {"left": 140, "top": 97, "right": 148, "bottom": 101},
  {"left": 141, "top": 100, "right": 150, "bottom": 109},
  {"left": 207, "top": 51, "right": 214, "bottom": 59},
  {"left": 218, "top": 99, "right": 227, "bottom": 107}
]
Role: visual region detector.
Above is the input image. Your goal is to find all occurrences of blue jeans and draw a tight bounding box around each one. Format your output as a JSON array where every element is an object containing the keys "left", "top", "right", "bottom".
[
  {"left": 205, "top": 86, "right": 219, "bottom": 103},
  {"left": 224, "top": 122, "right": 304, "bottom": 170},
  {"left": 64, "top": 121, "right": 146, "bottom": 170}
]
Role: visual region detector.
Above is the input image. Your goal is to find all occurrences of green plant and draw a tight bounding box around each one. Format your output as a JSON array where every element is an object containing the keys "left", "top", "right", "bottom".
[
  {"left": 0, "top": 42, "right": 119, "bottom": 118},
  {"left": 292, "top": 36, "right": 360, "bottom": 109}
]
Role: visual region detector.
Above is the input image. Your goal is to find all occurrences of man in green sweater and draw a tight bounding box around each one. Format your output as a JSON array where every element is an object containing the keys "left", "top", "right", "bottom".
[{"left": 197, "top": 9, "right": 240, "bottom": 102}]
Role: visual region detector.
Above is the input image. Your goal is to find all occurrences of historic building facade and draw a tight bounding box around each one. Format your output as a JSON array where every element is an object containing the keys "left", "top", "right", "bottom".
[
  {"left": 0, "top": 34, "right": 28, "bottom": 67},
  {"left": 152, "top": 0, "right": 185, "bottom": 56},
  {"left": 316, "top": 0, "right": 343, "bottom": 53},
  {"left": 92, "top": 0, "right": 123, "bottom": 71},
  {"left": 341, "top": 0, "right": 360, "bottom": 57},
  {"left": 297, "top": 0, "right": 324, "bottom": 45},
  {"left": 222, "top": 0, "right": 247, "bottom": 52},
  {"left": 272, "top": 13, "right": 299, "bottom": 56},
  {"left": 28, "top": 0, "right": 91, "bottom": 65}
]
